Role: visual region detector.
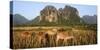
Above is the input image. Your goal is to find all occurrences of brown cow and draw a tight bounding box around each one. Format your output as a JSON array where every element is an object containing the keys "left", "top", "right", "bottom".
[
  {"left": 34, "top": 32, "right": 46, "bottom": 45},
  {"left": 56, "top": 32, "right": 74, "bottom": 42},
  {"left": 20, "top": 31, "right": 31, "bottom": 40}
]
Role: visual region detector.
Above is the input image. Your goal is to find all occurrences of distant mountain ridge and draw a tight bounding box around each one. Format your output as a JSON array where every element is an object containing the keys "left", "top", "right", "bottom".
[
  {"left": 82, "top": 15, "right": 97, "bottom": 24},
  {"left": 12, "top": 14, "right": 29, "bottom": 25}
]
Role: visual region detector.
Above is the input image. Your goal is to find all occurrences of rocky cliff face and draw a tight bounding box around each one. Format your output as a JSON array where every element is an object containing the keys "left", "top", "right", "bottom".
[
  {"left": 39, "top": 5, "right": 80, "bottom": 24},
  {"left": 25, "top": 5, "right": 81, "bottom": 26},
  {"left": 59, "top": 5, "right": 79, "bottom": 20},
  {"left": 40, "top": 5, "right": 58, "bottom": 22}
]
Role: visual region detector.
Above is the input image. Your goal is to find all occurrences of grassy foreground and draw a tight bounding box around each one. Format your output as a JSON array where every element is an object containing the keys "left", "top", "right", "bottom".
[{"left": 11, "top": 26, "right": 97, "bottom": 49}]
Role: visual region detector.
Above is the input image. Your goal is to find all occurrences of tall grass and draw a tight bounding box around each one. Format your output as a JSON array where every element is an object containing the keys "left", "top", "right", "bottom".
[{"left": 12, "top": 27, "right": 97, "bottom": 49}]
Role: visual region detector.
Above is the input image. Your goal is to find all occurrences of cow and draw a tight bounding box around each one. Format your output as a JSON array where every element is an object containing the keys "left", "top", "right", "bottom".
[
  {"left": 20, "top": 31, "right": 31, "bottom": 40},
  {"left": 56, "top": 31, "right": 74, "bottom": 44},
  {"left": 34, "top": 31, "right": 47, "bottom": 46}
]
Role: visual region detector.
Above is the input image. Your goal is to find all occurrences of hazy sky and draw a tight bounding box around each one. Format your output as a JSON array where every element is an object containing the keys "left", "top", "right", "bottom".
[{"left": 12, "top": 1, "right": 97, "bottom": 20}]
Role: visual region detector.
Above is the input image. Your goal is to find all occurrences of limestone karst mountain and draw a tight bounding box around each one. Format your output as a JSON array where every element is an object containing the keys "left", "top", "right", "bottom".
[
  {"left": 39, "top": 5, "right": 58, "bottom": 23},
  {"left": 28, "top": 5, "right": 81, "bottom": 26},
  {"left": 13, "top": 5, "right": 97, "bottom": 26}
]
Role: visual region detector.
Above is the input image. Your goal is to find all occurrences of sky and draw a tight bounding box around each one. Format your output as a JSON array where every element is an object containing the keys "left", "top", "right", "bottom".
[{"left": 11, "top": 1, "right": 97, "bottom": 20}]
